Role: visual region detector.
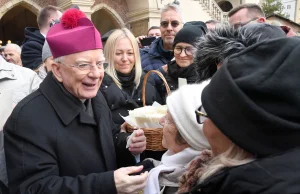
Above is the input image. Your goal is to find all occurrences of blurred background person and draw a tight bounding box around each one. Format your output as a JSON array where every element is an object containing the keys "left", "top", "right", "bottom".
[
  {"left": 147, "top": 26, "right": 161, "bottom": 37},
  {"left": 3, "top": 43, "right": 22, "bottom": 66},
  {"left": 21, "top": 5, "right": 62, "bottom": 70}
]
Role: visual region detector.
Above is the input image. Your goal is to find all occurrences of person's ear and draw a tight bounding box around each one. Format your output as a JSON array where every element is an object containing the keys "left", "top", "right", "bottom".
[
  {"left": 51, "top": 62, "right": 63, "bottom": 82},
  {"left": 257, "top": 17, "right": 266, "bottom": 23}
]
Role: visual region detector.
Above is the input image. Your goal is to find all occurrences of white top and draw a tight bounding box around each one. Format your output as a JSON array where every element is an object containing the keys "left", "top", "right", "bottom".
[{"left": 0, "top": 56, "right": 42, "bottom": 104}]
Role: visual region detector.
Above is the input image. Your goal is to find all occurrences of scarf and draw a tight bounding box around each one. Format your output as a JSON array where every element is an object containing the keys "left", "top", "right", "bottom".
[
  {"left": 167, "top": 60, "right": 197, "bottom": 83},
  {"left": 144, "top": 147, "right": 201, "bottom": 194},
  {"left": 116, "top": 70, "right": 136, "bottom": 96},
  {"left": 178, "top": 149, "right": 213, "bottom": 193}
]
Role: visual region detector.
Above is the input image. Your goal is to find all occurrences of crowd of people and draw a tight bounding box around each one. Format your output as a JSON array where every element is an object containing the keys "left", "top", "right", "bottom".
[{"left": 0, "top": 1, "right": 299, "bottom": 194}]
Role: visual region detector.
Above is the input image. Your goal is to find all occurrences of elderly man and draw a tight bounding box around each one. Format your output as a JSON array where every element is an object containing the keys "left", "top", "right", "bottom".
[
  {"left": 3, "top": 44, "right": 22, "bottom": 66},
  {"left": 4, "top": 9, "right": 147, "bottom": 194},
  {"left": 140, "top": 3, "right": 184, "bottom": 72}
]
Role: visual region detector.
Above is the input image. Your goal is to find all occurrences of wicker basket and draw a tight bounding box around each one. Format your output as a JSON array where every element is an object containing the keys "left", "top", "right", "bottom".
[{"left": 126, "top": 70, "right": 171, "bottom": 151}]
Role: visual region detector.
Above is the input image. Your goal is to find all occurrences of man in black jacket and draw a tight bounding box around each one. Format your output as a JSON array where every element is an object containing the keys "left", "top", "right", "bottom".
[
  {"left": 5, "top": 9, "right": 147, "bottom": 194},
  {"left": 21, "top": 5, "right": 62, "bottom": 70}
]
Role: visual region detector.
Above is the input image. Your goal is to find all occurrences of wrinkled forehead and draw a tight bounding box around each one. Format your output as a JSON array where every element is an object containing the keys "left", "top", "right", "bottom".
[{"left": 63, "top": 49, "right": 105, "bottom": 62}]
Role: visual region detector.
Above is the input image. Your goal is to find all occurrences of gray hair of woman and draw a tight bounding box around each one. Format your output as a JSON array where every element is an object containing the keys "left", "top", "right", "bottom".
[{"left": 194, "top": 23, "right": 261, "bottom": 82}]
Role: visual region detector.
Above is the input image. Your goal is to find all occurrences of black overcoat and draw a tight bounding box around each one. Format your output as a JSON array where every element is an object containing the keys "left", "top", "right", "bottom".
[{"left": 4, "top": 73, "right": 134, "bottom": 194}]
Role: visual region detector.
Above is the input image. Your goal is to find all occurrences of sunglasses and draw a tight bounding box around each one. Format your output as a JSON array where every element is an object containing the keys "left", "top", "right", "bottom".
[
  {"left": 160, "top": 20, "right": 181, "bottom": 28},
  {"left": 195, "top": 105, "right": 208, "bottom": 124}
]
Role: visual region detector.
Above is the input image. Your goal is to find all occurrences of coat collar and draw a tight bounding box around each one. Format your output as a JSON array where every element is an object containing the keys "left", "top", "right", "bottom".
[
  {"left": 0, "top": 57, "right": 17, "bottom": 80},
  {"left": 39, "top": 72, "right": 84, "bottom": 126},
  {"left": 192, "top": 148, "right": 300, "bottom": 194}
]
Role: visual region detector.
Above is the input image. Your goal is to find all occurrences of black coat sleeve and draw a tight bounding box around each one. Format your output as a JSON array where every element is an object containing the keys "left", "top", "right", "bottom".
[
  {"left": 4, "top": 107, "right": 117, "bottom": 194},
  {"left": 111, "top": 116, "right": 137, "bottom": 167}
]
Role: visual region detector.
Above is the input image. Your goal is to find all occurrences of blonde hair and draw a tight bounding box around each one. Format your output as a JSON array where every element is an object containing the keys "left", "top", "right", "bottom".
[
  {"left": 199, "top": 144, "right": 254, "bottom": 183},
  {"left": 104, "top": 28, "right": 142, "bottom": 89}
]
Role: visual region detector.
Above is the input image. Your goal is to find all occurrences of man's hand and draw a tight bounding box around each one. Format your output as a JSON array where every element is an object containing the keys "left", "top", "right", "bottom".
[
  {"left": 136, "top": 35, "right": 147, "bottom": 48},
  {"left": 114, "top": 166, "right": 148, "bottom": 194},
  {"left": 128, "top": 129, "right": 146, "bottom": 155}
]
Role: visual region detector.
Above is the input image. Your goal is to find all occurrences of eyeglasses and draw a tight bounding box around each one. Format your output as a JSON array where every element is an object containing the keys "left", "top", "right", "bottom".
[
  {"left": 174, "top": 46, "right": 196, "bottom": 56},
  {"left": 58, "top": 61, "right": 105, "bottom": 74},
  {"left": 195, "top": 105, "right": 208, "bottom": 124},
  {"left": 233, "top": 17, "right": 258, "bottom": 29},
  {"left": 160, "top": 20, "right": 181, "bottom": 28},
  {"left": 50, "top": 19, "right": 60, "bottom": 27}
]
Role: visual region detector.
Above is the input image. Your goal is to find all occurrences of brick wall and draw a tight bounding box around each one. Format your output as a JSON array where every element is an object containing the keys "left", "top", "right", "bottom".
[
  {"left": 0, "top": 0, "right": 57, "bottom": 8},
  {"left": 92, "top": 0, "right": 128, "bottom": 22}
]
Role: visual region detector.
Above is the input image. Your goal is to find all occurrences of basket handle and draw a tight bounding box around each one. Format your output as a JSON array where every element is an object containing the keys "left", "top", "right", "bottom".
[{"left": 142, "top": 70, "right": 171, "bottom": 107}]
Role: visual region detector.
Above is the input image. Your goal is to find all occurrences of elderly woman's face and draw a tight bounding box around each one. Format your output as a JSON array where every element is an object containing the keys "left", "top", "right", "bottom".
[
  {"left": 53, "top": 49, "right": 105, "bottom": 100},
  {"left": 114, "top": 38, "right": 135, "bottom": 74},
  {"left": 159, "top": 113, "right": 188, "bottom": 153},
  {"left": 174, "top": 42, "right": 195, "bottom": 68},
  {"left": 203, "top": 118, "right": 233, "bottom": 156}
]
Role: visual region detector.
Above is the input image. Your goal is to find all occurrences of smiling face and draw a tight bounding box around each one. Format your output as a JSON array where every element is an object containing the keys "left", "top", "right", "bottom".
[
  {"left": 114, "top": 38, "right": 135, "bottom": 74},
  {"left": 174, "top": 42, "right": 195, "bottom": 67},
  {"left": 52, "top": 49, "right": 105, "bottom": 100}
]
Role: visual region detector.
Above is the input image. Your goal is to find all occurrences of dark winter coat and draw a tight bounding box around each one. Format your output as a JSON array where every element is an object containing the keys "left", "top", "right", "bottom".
[
  {"left": 21, "top": 27, "right": 45, "bottom": 70},
  {"left": 100, "top": 72, "right": 162, "bottom": 125},
  {"left": 154, "top": 61, "right": 197, "bottom": 103},
  {"left": 184, "top": 148, "right": 300, "bottom": 194},
  {"left": 4, "top": 73, "right": 134, "bottom": 194},
  {"left": 140, "top": 38, "right": 173, "bottom": 72}
]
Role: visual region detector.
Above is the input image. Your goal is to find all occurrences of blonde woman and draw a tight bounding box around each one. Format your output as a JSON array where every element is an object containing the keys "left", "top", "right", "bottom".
[
  {"left": 179, "top": 38, "right": 300, "bottom": 194},
  {"left": 100, "top": 28, "right": 161, "bottom": 124}
]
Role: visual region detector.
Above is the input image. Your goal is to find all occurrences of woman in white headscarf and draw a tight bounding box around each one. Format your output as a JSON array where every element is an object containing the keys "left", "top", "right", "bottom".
[{"left": 143, "top": 83, "right": 210, "bottom": 194}]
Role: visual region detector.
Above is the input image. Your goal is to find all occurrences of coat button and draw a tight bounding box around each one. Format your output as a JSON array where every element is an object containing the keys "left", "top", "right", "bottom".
[
  {"left": 111, "top": 104, "right": 114, "bottom": 108},
  {"left": 105, "top": 85, "right": 108, "bottom": 88},
  {"left": 138, "top": 98, "right": 140, "bottom": 101}
]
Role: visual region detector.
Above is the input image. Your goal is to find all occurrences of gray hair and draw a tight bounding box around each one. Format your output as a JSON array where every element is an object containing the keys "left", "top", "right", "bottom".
[
  {"left": 5, "top": 43, "right": 21, "bottom": 55},
  {"left": 194, "top": 23, "right": 261, "bottom": 82},
  {"left": 53, "top": 56, "right": 64, "bottom": 63},
  {"left": 161, "top": 3, "right": 185, "bottom": 23}
]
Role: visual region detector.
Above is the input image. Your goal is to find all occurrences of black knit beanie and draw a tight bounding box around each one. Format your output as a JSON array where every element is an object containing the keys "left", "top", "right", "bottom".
[
  {"left": 173, "top": 24, "right": 206, "bottom": 48},
  {"left": 201, "top": 37, "right": 300, "bottom": 158}
]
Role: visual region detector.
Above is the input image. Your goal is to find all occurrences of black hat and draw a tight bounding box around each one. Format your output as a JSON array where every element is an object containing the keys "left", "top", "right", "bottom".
[
  {"left": 242, "top": 23, "right": 286, "bottom": 41},
  {"left": 173, "top": 22, "right": 206, "bottom": 48},
  {"left": 202, "top": 37, "right": 300, "bottom": 158}
]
